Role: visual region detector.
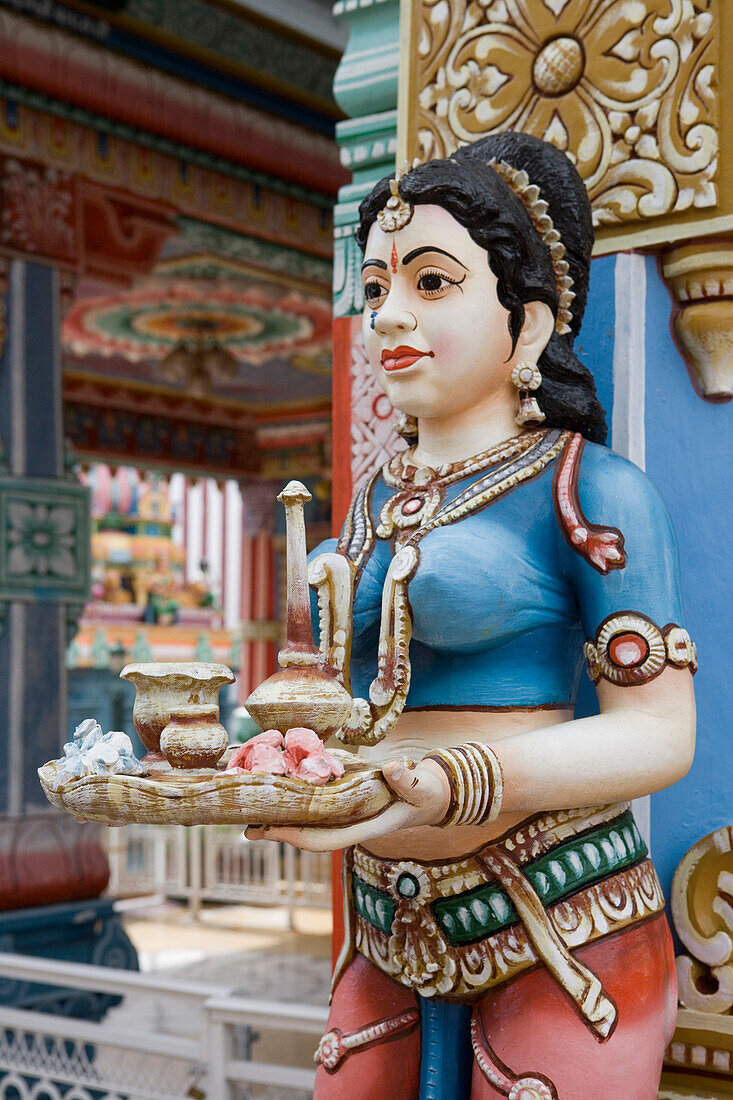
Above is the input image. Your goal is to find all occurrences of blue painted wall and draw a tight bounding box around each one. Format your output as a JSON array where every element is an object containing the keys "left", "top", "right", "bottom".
[
  {"left": 644, "top": 255, "right": 733, "bottom": 898},
  {"left": 574, "top": 253, "right": 616, "bottom": 430},
  {"left": 574, "top": 251, "right": 732, "bottom": 897}
]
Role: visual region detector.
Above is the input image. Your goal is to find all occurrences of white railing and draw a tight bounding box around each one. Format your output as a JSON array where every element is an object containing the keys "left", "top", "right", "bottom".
[
  {"left": 105, "top": 825, "right": 332, "bottom": 923},
  {"left": 0, "top": 951, "right": 327, "bottom": 1099}
]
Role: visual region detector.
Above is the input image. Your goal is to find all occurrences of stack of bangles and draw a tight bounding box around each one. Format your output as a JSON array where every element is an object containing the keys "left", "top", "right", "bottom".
[{"left": 425, "top": 742, "right": 504, "bottom": 827}]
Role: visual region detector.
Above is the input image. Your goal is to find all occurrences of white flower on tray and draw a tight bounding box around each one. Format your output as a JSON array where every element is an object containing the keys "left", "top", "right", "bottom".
[{"left": 49, "top": 718, "right": 144, "bottom": 789}]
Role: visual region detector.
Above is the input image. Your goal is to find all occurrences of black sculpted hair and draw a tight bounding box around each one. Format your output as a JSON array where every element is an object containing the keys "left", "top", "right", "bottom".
[{"left": 356, "top": 132, "right": 607, "bottom": 443}]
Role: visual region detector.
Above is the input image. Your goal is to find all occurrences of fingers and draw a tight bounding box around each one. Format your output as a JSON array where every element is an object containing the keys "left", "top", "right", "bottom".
[
  {"left": 382, "top": 758, "right": 445, "bottom": 810},
  {"left": 242, "top": 758, "right": 453, "bottom": 851},
  {"left": 244, "top": 800, "right": 419, "bottom": 852}
]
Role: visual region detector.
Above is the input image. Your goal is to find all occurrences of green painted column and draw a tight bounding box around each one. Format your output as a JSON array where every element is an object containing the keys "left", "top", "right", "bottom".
[
  {"left": 331, "top": 0, "right": 402, "bottom": 530},
  {"left": 332, "top": 0, "right": 400, "bottom": 321}
]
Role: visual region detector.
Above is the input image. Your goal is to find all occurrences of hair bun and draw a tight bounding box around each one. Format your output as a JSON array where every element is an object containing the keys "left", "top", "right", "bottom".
[{"left": 455, "top": 134, "right": 593, "bottom": 336}]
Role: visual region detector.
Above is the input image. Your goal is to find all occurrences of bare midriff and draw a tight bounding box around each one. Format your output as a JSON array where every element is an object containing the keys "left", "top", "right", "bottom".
[{"left": 358, "top": 706, "right": 573, "bottom": 861}]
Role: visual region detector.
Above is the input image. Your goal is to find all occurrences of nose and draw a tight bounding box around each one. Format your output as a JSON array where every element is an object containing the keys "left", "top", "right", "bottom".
[{"left": 373, "top": 287, "right": 417, "bottom": 337}]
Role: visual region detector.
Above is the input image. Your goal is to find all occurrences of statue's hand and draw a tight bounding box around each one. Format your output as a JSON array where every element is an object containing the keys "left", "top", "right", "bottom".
[{"left": 244, "top": 758, "right": 451, "bottom": 853}]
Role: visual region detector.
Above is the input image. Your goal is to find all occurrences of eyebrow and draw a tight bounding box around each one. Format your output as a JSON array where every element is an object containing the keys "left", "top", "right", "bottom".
[
  {"left": 361, "top": 258, "right": 388, "bottom": 271},
  {"left": 401, "top": 246, "right": 468, "bottom": 270}
]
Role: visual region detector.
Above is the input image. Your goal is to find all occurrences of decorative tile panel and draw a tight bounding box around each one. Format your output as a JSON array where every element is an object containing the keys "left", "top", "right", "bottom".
[
  {"left": 0, "top": 478, "right": 90, "bottom": 601},
  {"left": 350, "top": 328, "right": 406, "bottom": 486}
]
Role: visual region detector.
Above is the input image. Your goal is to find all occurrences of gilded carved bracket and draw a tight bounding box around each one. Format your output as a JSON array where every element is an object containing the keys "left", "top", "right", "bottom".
[
  {"left": 403, "top": 0, "right": 718, "bottom": 240},
  {"left": 672, "top": 825, "right": 733, "bottom": 1014},
  {"left": 661, "top": 237, "right": 733, "bottom": 401}
]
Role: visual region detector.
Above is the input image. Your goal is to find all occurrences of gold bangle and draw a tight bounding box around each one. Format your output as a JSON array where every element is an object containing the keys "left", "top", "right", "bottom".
[{"left": 425, "top": 742, "right": 503, "bottom": 828}]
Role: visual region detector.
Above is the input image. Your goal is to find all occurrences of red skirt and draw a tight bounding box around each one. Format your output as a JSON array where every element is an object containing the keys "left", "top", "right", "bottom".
[{"left": 315, "top": 913, "right": 677, "bottom": 1100}]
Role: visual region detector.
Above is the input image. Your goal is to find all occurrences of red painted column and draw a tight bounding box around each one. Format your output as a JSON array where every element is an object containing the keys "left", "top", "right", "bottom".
[
  {"left": 220, "top": 481, "right": 228, "bottom": 624},
  {"left": 330, "top": 315, "right": 357, "bottom": 970},
  {"left": 329, "top": 314, "right": 400, "bottom": 967},
  {"left": 239, "top": 532, "right": 254, "bottom": 702}
]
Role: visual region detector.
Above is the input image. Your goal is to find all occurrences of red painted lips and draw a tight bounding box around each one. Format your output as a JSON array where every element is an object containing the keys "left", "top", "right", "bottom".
[{"left": 381, "top": 345, "right": 434, "bottom": 372}]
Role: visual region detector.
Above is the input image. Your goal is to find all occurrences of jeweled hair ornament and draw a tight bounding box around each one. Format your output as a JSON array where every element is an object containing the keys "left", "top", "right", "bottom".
[
  {"left": 489, "top": 157, "right": 575, "bottom": 335},
  {"left": 376, "top": 160, "right": 421, "bottom": 233}
]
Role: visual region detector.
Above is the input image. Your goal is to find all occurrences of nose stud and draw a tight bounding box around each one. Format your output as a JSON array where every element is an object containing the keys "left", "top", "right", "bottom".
[{"left": 371, "top": 311, "right": 377, "bottom": 330}]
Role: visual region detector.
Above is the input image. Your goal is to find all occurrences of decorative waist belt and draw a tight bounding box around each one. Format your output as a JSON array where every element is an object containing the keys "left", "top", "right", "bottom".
[{"left": 343, "top": 804, "right": 665, "bottom": 1035}]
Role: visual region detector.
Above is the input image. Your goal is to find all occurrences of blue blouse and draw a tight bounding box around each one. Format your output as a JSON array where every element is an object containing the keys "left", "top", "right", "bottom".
[{"left": 310, "top": 441, "right": 684, "bottom": 709}]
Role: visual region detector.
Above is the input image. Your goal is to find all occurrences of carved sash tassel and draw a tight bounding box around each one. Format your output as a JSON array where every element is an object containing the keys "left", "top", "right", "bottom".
[
  {"left": 480, "top": 847, "right": 617, "bottom": 1040},
  {"left": 337, "top": 545, "right": 419, "bottom": 746},
  {"left": 471, "top": 1014, "right": 558, "bottom": 1100},
  {"left": 553, "top": 433, "right": 626, "bottom": 574},
  {"left": 315, "top": 1008, "right": 419, "bottom": 1073},
  {"left": 308, "top": 552, "right": 356, "bottom": 692}
]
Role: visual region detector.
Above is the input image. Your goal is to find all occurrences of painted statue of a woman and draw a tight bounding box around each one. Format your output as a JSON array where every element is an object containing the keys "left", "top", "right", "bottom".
[{"left": 247, "top": 133, "right": 697, "bottom": 1099}]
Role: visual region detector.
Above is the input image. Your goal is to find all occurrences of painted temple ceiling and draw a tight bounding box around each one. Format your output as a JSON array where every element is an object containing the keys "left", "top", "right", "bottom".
[
  {"left": 61, "top": 254, "right": 334, "bottom": 477},
  {"left": 63, "top": 255, "right": 332, "bottom": 411},
  {"left": 0, "top": 0, "right": 341, "bottom": 478},
  {"left": 0, "top": 0, "right": 344, "bottom": 136}
]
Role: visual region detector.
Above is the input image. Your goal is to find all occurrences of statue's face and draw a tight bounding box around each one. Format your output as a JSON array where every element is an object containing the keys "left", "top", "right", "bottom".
[{"left": 361, "top": 204, "right": 515, "bottom": 420}]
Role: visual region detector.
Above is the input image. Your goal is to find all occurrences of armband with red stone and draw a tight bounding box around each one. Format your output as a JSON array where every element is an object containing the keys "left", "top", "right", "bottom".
[{"left": 584, "top": 612, "right": 698, "bottom": 686}]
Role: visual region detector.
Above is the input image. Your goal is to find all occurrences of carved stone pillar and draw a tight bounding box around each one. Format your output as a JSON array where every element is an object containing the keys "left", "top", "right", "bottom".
[{"left": 331, "top": 0, "right": 405, "bottom": 975}]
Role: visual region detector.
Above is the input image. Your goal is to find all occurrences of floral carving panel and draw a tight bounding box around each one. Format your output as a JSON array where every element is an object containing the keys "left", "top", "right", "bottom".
[
  {"left": 417, "top": 0, "right": 718, "bottom": 226},
  {"left": 0, "top": 157, "right": 78, "bottom": 264},
  {"left": 0, "top": 479, "right": 90, "bottom": 601},
  {"left": 350, "top": 329, "right": 405, "bottom": 487}
]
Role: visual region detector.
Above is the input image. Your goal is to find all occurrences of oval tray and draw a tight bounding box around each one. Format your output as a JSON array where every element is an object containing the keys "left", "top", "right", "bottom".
[{"left": 38, "top": 759, "right": 393, "bottom": 828}]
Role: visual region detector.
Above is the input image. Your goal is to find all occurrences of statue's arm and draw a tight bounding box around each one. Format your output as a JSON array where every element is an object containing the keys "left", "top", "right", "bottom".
[
  {"left": 497, "top": 441, "right": 697, "bottom": 811},
  {"left": 486, "top": 668, "right": 695, "bottom": 813}
]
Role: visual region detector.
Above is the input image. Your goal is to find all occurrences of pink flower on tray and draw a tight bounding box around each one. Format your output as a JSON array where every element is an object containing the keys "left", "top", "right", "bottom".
[
  {"left": 292, "top": 752, "right": 345, "bottom": 786},
  {"left": 226, "top": 730, "right": 283, "bottom": 772},
  {"left": 223, "top": 725, "right": 345, "bottom": 784},
  {"left": 246, "top": 744, "right": 287, "bottom": 775},
  {"left": 282, "top": 727, "right": 345, "bottom": 785},
  {"left": 281, "top": 727, "right": 324, "bottom": 771}
]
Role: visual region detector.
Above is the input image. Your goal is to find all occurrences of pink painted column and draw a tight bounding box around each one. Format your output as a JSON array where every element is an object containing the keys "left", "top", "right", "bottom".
[{"left": 238, "top": 480, "right": 280, "bottom": 701}]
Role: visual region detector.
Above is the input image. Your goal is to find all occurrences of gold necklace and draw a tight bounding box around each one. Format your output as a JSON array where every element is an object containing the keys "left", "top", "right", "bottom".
[{"left": 378, "top": 429, "right": 547, "bottom": 541}]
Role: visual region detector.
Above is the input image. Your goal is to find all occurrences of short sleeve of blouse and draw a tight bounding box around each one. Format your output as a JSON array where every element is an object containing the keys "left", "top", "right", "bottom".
[
  {"left": 555, "top": 441, "right": 697, "bottom": 685},
  {"left": 557, "top": 441, "right": 684, "bottom": 635}
]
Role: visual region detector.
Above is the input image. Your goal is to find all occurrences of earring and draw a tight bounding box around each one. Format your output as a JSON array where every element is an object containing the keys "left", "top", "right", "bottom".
[
  {"left": 370, "top": 311, "right": 377, "bottom": 330},
  {"left": 394, "top": 412, "right": 418, "bottom": 440},
  {"left": 511, "top": 361, "right": 546, "bottom": 426}
]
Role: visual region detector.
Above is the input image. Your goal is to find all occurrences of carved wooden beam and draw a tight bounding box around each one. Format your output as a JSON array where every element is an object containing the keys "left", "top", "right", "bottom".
[
  {"left": 0, "top": 155, "right": 177, "bottom": 284},
  {"left": 402, "top": 0, "right": 719, "bottom": 248}
]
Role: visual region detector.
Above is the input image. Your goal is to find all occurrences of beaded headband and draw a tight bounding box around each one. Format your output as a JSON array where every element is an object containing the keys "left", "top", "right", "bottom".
[
  {"left": 375, "top": 157, "right": 575, "bottom": 335},
  {"left": 488, "top": 158, "right": 574, "bottom": 334}
]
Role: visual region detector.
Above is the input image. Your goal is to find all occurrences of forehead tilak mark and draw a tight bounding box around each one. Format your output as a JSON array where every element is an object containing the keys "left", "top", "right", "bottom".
[{"left": 391, "top": 242, "right": 399, "bottom": 274}]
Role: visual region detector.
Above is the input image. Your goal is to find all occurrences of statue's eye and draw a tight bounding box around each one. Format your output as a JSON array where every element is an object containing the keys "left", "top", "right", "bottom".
[
  {"left": 364, "top": 279, "right": 387, "bottom": 303},
  {"left": 418, "top": 273, "right": 445, "bottom": 292},
  {"left": 417, "top": 269, "right": 464, "bottom": 296}
]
